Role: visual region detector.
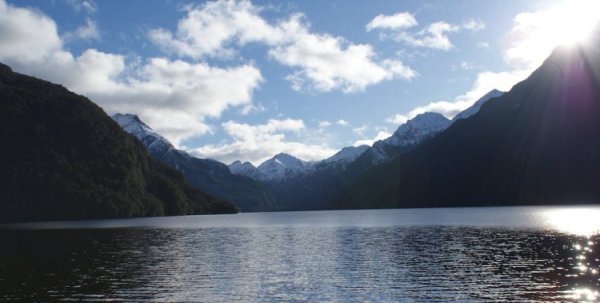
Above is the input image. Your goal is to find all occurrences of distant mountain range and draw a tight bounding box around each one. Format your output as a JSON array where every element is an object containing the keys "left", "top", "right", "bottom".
[
  {"left": 0, "top": 63, "right": 236, "bottom": 223},
  {"left": 112, "top": 114, "right": 276, "bottom": 212},
  {"left": 3, "top": 33, "right": 598, "bottom": 222},
  {"left": 219, "top": 88, "right": 504, "bottom": 210},
  {"left": 342, "top": 39, "right": 600, "bottom": 208}
]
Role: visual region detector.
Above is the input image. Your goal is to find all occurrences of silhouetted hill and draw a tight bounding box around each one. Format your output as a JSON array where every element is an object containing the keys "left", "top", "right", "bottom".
[
  {"left": 342, "top": 40, "right": 600, "bottom": 208},
  {"left": 0, "top": 63, "right": 236, "bottom": 223}
]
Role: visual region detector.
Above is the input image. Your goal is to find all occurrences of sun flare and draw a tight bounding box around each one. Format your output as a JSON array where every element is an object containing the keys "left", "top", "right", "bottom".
[
  {"left": 550, "top": 0, "right": 600, "bottom": 46},
  {"left": 507, "top": 0, "right": 600, "bottom": 67}
]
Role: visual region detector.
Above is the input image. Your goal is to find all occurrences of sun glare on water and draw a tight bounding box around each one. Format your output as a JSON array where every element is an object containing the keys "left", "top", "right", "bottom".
[{"left": 543, "top": 208, "right": 600, "bottom": 236}]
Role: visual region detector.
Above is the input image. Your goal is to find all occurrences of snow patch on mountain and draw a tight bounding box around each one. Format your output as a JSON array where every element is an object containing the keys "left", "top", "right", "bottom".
[
  {"left": 229, "top": 160, "right": 266, "bottom": 180},
  {"left": 256, "top": 153, "right": 312, "bottom": 181},
  {"left": 453, "top": 89, "right": 505, "bottom": 121},
  {"left": 112, "top": 113, "right": 175, "bottom": 155},
  {"left": 366, "top": 112, "right": 451, "bottom": 163},
  {"left": 321, "top": 145, "right": 369, "bottom": 165}
]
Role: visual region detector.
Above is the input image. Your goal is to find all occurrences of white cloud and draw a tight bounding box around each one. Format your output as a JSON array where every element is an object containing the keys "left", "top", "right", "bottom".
[
  {"left": 0, "top": 0, "right": 263, "bottom": 146},
  {"left": 272, "top": 35, "right": 416, "bottom": 92},
  {"left": 336, "top": 119, "right": 350, "bottom": 126},
  {"left": 64, "top": 18, "right": 100, "bottom": 42},
  {"left": 384, "top": 3, "right": 599, "bottom": 125},
  {"left": 477, "top": 42, "right": 490, "bottom": 49},
  {"left": 192, "top": 119, "right": 336, "bottom": 165},
  {"left": 366, "top": 12, "right": 417, "bottom": 31},
  {"left": 462, "top": 19, "right": 485, "bottom": 31},
  {"left": 149, "top": 0, "right": 415, "bottom": 93},
  {"left": 269, "top": 15, "right": 416, "bottom": 93},
  {"left": 396, "top": 21, "right": 460, "bottom": 50},
  {"left": 459, "top": 61, "right": 481, "bottom": 70},
  {"left": 352, "top": 125, "right": 368, "bottom": 136},
  {"left": 504, "top": 1, "right": 600, "bottom": 69},
  {"left": 387, "top": 69, "right": 529, "bottom": 124},
  {"left": 0, "top": 1, "right": 62, "bottom": 64},
  {"left": 318, "top": 121, "right": 332, "bottom": 128},
  {"left": 369, "top": 14, "right": 485, "bottom": 51},
  {"left": 149, "top": 0, "right": 280, "bottom": 59},
  {"left": 65, "top": 0, "right": 97, "bottom": 14},
  {"left": 239, "top": 102, "right": 266, "bottom": 115},
  {"left": 353, "top": 131, "right": 391, "bottom": 147}
]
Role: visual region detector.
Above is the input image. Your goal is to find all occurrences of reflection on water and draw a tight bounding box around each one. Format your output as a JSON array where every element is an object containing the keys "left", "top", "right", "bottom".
[
  {"left": 0, "top": 207, "right": 599, "bottom": 302},
  {"left": 543, "top": 207, "right": 600, "bottom": 236}
]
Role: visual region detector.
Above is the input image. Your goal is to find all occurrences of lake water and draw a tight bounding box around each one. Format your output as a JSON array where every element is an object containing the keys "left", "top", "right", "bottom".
[{"left": 1, "top": 206, "right": 599, "bottom": 302}]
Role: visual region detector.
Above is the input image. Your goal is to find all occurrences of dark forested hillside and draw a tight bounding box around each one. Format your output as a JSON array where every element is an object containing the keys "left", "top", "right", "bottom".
[
  {"left": 113, "top": 113, "right": 277, "bottom": 212},
  {"left": 0, "top": 63, "right": 236, "bottom": 223},
  {"left": 341, "top": 40, "right": 600, "bottom": 208}
]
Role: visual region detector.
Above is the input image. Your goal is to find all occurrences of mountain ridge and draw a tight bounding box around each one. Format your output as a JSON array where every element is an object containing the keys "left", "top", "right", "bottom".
[
  {"left": 0, "top": 63, "right": 236, "bottom": 223},
  {"left": 340, "top": 41, "right": 600, "bottom": 208},
  {"left": 113, "top": 113, "right": 277, "bottom": 212}
]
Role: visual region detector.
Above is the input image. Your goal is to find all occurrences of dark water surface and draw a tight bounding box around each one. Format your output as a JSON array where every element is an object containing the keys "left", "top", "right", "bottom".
[{"left": 1, "top": 207, "right": 599, "bottom": 302}]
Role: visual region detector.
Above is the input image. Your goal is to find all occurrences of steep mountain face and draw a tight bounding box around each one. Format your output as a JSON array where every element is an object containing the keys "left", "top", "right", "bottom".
[
  {"left": 452, "top": 89, "right": 505, "bottom": 121},
  {"left": 0, "top": 64, "right": 236, "bottom": 223},
  {"left": 256, "top": 153, "right": 313, "bottom": 181},
  {"left": 373, "top": 112, "right": 451, "bottom": 162},
  {"left": 317, "top": 145, "right": 369, "bottom": 168},
  {"left": 342, "top": 40, "right": 600, "bottom": 208},
  {"left": 112, "top": 114, "right": 173, "bottom": 155},
  {"left": 344, "top": 112, "right": 451, "bottom": 180},
  {"left": 229, "top": 160, "right": 266, "bottom": 181},
  {"left": 113, "top": 114, "right": 277, "bottom": 212}
]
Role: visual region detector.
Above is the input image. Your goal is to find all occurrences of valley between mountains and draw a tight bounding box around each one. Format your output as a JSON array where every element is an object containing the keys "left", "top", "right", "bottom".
[{"left": 1, "top": 33, "right": 599, "bottom": 222}]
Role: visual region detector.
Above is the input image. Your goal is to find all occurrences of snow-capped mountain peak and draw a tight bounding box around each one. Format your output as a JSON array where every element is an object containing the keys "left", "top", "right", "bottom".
[
  {"left": 453, "top": 89, "right": 505, "bottom": 121},
  {"left": 321, "top": 145, "right": 369, "bottom": 165},
  {"left": 229, "top": 160, "right": 266, "bottom": 180},
  {"left": 112, "top": 113, "right": 174, "bottom": 155},
  {"left": 256, "top": 153, "right": 311, "bottom": 181},
  {"left": 383, "top": 112, "right": 451, "bottom": 147},
  {"left": 362, "top": 112, "right": 451, "bottom": 164}
]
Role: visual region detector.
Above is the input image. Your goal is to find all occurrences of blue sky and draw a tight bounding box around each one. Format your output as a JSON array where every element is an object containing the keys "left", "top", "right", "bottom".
[{"left": 2, "top": 0, "right": 599, "bottom": 164}]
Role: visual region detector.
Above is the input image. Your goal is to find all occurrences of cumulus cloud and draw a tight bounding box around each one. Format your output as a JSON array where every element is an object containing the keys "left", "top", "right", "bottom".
[
  {"left": 192, "top": 119, "right": 336, "bottom": 165},
  {"left": 366, "top": 12, "right": 417, "bottom": 31},
  {"left": 387, "top": 69, "right": 529, "bottom": 124},
  {"left": 150, "top": 0, "right": 415, "bottom": 93},
  {"left": 148, "top": 0, "right": 280, "bottom": 59},
  {"left": 336, "top": 119, "right": 350, "bottom": 126},
  {"left": 0, "top": 1, "right": 63, "bottom": 64},
  {"left": 368, "top": 13, "right": 485, "bottom": 51},
  {"left": 63, "top": 18, "right": 101, "bottom": 42},
  {"left": 270, "top": 18, "right": 417, "bottom": 92},
  {"left": 397, "top": 21, "right": 460, "bottom": 50},
  {"left": 318, "top": 121, "right": 332, "bottom": 128},
  {"left": 0, "top": 0, "right": 263, "bottom": 145}
]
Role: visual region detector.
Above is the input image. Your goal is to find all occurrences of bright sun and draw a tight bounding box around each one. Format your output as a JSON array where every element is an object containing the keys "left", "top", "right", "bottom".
[
  {"left": 506, "top": 0, "right": 600, "bottom": 68},
  {"left": 547, "top": 0, "right": 600, "bottom": 46}
]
